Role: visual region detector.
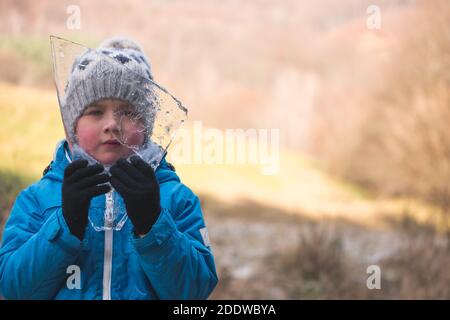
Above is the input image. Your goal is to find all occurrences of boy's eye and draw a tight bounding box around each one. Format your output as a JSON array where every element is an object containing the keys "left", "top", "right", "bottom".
[
  {"left": 85, "top": 109, "right": 102, "bottom": 116},
  {"left": 116, "top": 110, "right": 135, "bottom": 118}
]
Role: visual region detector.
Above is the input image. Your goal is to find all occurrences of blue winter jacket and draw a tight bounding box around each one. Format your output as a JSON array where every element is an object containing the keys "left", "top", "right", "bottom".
[{"left": 0, "top": 140, "right": 217, "bottom": 299}]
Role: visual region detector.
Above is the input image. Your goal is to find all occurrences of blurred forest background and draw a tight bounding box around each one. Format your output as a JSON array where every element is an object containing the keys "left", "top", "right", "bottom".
[{"left": 0, "top": 0, "right": 449, "bottom": 299}]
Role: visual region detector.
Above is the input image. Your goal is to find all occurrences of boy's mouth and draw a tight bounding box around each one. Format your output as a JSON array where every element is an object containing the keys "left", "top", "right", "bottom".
[{"left": 103, "top": 139, "right": 121, "bottom": 146}]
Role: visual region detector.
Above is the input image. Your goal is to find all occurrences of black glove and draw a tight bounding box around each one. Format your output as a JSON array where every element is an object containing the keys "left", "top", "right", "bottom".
[
  {"left": 62, "top": 160, "right": 111, "bottom": 240},
  {"left": 110, "top": 156, "right": 161, "bottom": 235}
]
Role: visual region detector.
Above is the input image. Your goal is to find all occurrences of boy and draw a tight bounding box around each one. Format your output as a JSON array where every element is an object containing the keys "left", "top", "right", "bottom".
[{"left": 0, "top": 37, "right": 218, "bottom": 299}]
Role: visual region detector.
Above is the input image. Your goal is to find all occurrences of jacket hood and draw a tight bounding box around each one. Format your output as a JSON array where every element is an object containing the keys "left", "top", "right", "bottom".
[{"left": 44, "top": 140, "right": 180, "bottom": 184}]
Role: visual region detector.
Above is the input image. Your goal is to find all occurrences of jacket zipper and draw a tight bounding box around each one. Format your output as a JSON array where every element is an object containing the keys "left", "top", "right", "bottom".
[
  {"left": 103, "top": 191, "right": 114, "bottom": 300},
  {"left": 64, "top": 146, "right": 114, "bottom": 299}
]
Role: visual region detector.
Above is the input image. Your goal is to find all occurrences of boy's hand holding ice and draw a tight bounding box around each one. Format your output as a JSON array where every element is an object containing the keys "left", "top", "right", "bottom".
[
  {"left": 110, "top": 156, "right": 161, "bottom": 236},
  {"left": 62, "top": 160, "right": 111, "bottom": 240}
]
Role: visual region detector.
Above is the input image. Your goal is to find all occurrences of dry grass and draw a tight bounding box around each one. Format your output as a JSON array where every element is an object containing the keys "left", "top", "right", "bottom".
[
  {"left": 263, "top": 223, "right": 362, "bottom": 299},
  {"left": 378, "top": 214, "right": 450, "bottom": 299},
  {"left": 208, "top": 200, "right": 450, "bottom": 299}
]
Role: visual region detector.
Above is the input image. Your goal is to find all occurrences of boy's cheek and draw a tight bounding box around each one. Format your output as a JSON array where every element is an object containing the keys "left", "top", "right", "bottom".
[
  {"left": 76, "top": 126, "right": 100, "bottom": 151},
  {"left": 117, "top": 120, "right": 145, "bottom": 146},
  {"left": 122, "top": 130, "right": 145, "bottom": 146}
]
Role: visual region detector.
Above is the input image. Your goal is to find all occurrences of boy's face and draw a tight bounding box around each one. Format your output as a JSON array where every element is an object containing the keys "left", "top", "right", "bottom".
[{"left": 75, "top": 99, "right": 145, "bottom": 165}]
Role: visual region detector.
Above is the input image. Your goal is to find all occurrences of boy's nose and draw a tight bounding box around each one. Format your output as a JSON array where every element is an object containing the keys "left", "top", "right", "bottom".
[{"left": 103, "top": 114, "right": 120, "bottom": 134}]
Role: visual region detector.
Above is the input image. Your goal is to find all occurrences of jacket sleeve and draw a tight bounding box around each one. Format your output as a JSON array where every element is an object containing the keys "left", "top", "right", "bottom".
[
  {"left": 132, "top": 185, "right": 218, "bottom": 299},
  {"left": 0, "top": 187, "right": 83, "bottom": 299}
]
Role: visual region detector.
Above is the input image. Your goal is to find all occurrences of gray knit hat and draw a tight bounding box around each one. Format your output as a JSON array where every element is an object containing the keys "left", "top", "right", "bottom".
[{"left": 62, "top": 37, "right": 156, "bottom": 144}]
